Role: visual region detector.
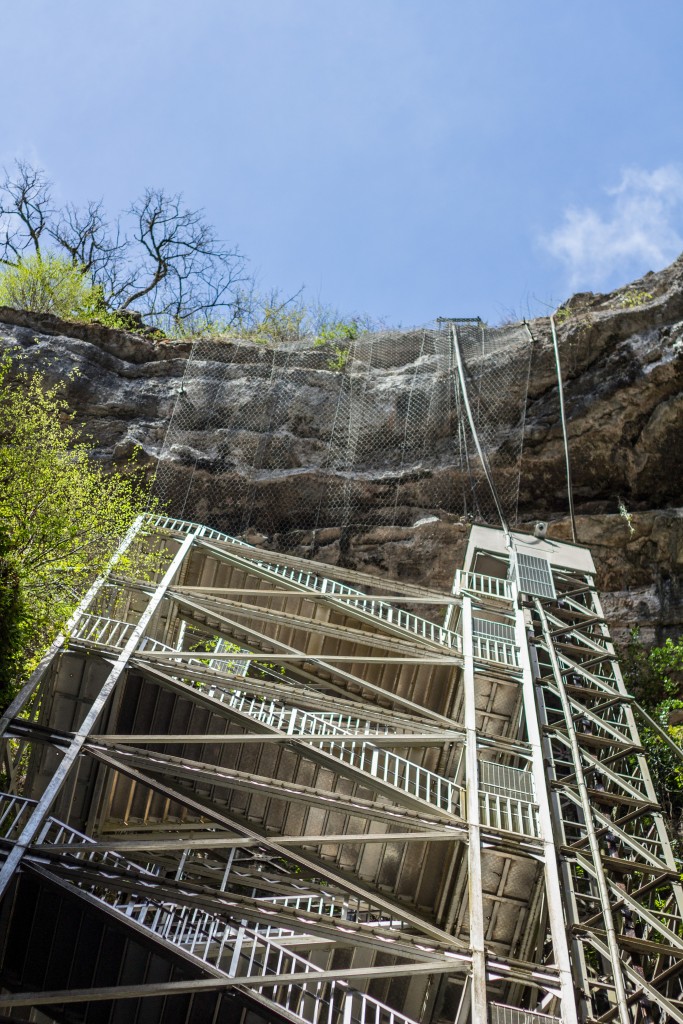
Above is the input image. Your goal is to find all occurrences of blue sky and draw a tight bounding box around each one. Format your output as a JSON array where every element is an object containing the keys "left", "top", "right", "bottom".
[{"left": 4, "top": 0, "right": 683, "bottom": 324}]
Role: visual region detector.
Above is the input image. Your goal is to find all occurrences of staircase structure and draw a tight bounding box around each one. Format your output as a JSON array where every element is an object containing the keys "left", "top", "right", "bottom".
[{"left": 1, "top": 514, "right": 682, "bottom": 1023}]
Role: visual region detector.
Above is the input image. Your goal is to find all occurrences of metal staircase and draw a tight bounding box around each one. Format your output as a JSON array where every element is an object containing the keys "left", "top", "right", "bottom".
[
  {"left": 1, "top": 792, "right": 420, "bottom": 1024},
  {"left": 2, "top": 515, "right": 671, "bottom": 1022}
]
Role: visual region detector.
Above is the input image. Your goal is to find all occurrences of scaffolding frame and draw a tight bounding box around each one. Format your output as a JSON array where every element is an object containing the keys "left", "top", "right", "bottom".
[{"left": 0, "top": 515, "right": 681, "bottom": 1023}]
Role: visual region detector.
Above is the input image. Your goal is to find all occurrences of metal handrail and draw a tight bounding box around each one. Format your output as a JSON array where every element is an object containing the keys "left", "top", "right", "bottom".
[
  {"left": 0, "top": 793, "right": 157, "bottom": 876},
  {"left": 0, "top": 793, "right": 419, "bottom": 1024},
  {"left": 72, "top": 615, "right": 251, "bottom": 677},
  {"left": 67, "top": 616, "right": 462, "bottom": 813},
  {"left": 490, "top": 1004, "right": 561, "bottom": 1024},
  {"left": 479, "top": 791, "right": 539, "bottom": 838},
  {"left": 457, "top": 570, "right": 513, "bottom": 602},
  {"left": 196, "top": 683, "right": 460, "bottom": 814},
  {"left": 114, "top": 896, "right": 419, "bottom": 1024},
  {"left": 146, "top": 514, "right": 463, "bottom": 650},
  {"left": 146, "top": 515, "right": 520, "bottom": 665}
]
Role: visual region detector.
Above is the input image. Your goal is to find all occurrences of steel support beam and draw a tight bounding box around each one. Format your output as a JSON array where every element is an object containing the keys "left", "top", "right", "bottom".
[
  {"left": 462, "top": 594, "right": 488, "bottom": 1020},
  {"left": 0, "top": 529, "right": 195, "bottom": 901},
  {"left": 87, "top": 744, "right": 468, "bottom": 949},
  {"left": 515, "top": 599, "right": 577, "bottom": 1022},
  {"left": 536, "top": 599, "right": 631, "bottom": 1024}
]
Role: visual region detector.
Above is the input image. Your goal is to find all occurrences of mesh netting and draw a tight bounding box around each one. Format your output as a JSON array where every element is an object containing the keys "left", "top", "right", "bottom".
[{"left": 153, "top": 321, "right": 533, "bottom": 536}]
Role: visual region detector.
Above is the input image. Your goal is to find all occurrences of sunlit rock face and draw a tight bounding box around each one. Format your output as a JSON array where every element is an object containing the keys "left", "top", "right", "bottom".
[{"left": 1, "top": 253, "right": 682, "bottom": 644}]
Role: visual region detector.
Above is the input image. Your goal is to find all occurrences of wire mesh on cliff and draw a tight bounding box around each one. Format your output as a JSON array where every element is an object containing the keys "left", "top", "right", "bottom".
[{"left": 152, "top": 320, "right": 534, "bottom": 538}]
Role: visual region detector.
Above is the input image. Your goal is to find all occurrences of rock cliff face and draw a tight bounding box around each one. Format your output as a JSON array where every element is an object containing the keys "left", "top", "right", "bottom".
[{"left": 2, "top": 255, "right": 682, "bottom": 646}]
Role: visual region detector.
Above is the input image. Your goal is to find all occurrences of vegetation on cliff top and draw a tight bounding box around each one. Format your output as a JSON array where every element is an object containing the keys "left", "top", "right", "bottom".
[
  {"left": 0, "top": 160, "right": 372, "bottom": 352},
  {"left": 0, "top": 160, "right": 249, "bottom": 332}
]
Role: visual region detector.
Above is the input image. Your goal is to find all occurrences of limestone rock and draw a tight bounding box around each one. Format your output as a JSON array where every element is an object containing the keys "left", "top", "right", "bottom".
[{"left": 1, "top": 255, "right": 682, "bottom": 643}]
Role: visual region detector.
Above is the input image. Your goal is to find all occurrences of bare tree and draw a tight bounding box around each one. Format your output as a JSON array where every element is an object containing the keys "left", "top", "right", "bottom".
[
  {"left": 0, "top": 161, "right": 53, "bottom": 264},
  {"left": 51, "top": 200, "right": 125, "bottom": 282},
  {"left": 0, "top": 161, "right": 250, "bottom": 328},
  {"left": 115, "top": 188, "right": 248, "bottom": 325}
]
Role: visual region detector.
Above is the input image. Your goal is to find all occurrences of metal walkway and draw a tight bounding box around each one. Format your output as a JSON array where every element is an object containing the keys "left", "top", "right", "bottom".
[{"left": 1, "top": 517, "right": 674, "bottom": 1022}]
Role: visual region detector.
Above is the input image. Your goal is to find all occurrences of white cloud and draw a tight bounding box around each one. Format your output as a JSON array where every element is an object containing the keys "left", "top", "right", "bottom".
[{"left": 541, "top": 165, "right": 683, "bottom": 289}]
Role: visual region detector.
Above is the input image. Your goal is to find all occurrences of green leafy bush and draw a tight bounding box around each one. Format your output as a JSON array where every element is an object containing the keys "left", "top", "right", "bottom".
[
  {"left": 621, "top": 631, "right": 683, "bottom": 821},
  {"left": 620, "top": 289, "right": 653, "bottom": 309},
  {"left": 0, "top": 253, "right": 97, "bottom": 318},
  {"left": 314, "top": 318, "right": 360, "bottom": 347},
  {"left": 0, "top": 531, "right": 29, "bottom": 703},
  {"left": 0, "top": 254, "right": 159, "bottom": 336},
  {"left": 0, "top": 355, "right": 151, "bottom": 709}
]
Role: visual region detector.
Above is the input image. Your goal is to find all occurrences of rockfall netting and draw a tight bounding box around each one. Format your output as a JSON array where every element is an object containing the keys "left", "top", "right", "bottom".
[{"left": 153, "top": 321, "right": 534, "bottom": 536}]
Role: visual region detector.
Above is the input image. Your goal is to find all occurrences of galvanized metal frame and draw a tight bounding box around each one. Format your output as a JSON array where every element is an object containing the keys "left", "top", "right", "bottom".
[{"left": 2, "top": 515, "right": 679, "bottom": 1023}]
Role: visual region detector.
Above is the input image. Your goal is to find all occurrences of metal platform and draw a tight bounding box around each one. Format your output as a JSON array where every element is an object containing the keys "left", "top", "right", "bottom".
[{"left": 0, "top": 515, "right": 681, "bottom": 1023}]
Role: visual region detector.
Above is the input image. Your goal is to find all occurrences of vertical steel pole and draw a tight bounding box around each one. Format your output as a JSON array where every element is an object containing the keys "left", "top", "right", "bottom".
[
  {"left": 514, "top": 600, "right": 578, "bottom": 1023},
  {"left": 462, "top": 594, "right": 488, "bottom": 1020}
]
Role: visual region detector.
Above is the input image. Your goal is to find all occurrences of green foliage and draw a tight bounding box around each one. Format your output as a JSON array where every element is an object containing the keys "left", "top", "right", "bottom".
[
  {"left": 246, "top": 295, "right": 310, "bottom": 346},
  {"left": 621, "top": 631, "right": 683, "bottom": 820},
  {"left": 622, "top": 631, "right": 683, "bottom": 709},
  {"left": 313, "top": 318, "right": 360, "bottom": 347},
  {"left": 0, "top": 253, "right": 98, "bottom": 318},
  {"left": 313, "top": 316, "right": 358, "bottom": 371},
  {"left": 617, "top": 497, "right": 635, "bottom": 536},
  {"left": 168, "top": 286, "right": 373, "bottom": 351},
  {"left": 649, "top": 638, "right": 683, "bottom": 705},
  {"left": 165, "top": 289, "right": 310, "bottom": 345},
  {"left": 553, "top": 301, "right": 595, "bottom": 335},
  {"left": 325, "top": 345, "right": 351, "bottom": 371},
  {"left": 620, "top": 289, "right": 653, "bottom": 309},
  {"left": 0, "top": 161, "right": 250, "bottom": 330},
  {"left": 0, "top": 246, "right": 372, "bottom": 350},
  {"left": 0, "top": 255, "right": 158, "bottom": 336},
  {"left": 0, "top": 531, "right": 29, "bottom": 702},
  {"left": 75, "top": 286, "right": 163, "bottom": 336},
  {"left": 0, "top": 355, "right": 151, "bottom": 708}
]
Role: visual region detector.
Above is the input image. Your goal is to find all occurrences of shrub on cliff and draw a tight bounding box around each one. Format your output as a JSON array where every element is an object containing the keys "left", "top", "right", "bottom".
[
  {"left": 0, "top": 253, "right": 98, "bottom": 318},
  {"left": 0, "top": 160, "right": 249, "bottom": 331}
]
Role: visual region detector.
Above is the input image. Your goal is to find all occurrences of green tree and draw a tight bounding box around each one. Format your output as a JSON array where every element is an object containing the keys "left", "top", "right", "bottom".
[
  {"left": 0, "top": 252, "right": 98, "bottom": 317},
  {"left": 621, "top": 631, "right": 683, "bottom": 821},
  {"left": 0, "top": 531, "right": 28, "bottom": 702},
  {"left": 0, "top": 160, "right": 250, "bottom": 330},
  {"left": 0, "top": 355, "right": 150, "bottom": 709}
]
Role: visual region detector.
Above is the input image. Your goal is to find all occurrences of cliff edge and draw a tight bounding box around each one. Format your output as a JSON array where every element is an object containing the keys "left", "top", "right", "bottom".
[{"left": 2, "top": 256, "right": 682, "bottom": 644}]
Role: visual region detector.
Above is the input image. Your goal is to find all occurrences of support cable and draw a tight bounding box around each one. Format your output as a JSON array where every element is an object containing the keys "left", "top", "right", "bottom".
[
  {"left": 549, "top": 315, "right": 577, "bottom": 543},
  {"left": 450, "top": 323, "right": 510, "bottom": 537}
]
